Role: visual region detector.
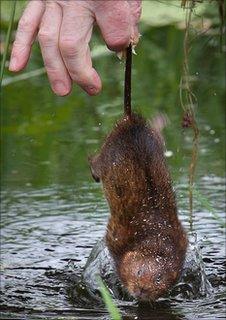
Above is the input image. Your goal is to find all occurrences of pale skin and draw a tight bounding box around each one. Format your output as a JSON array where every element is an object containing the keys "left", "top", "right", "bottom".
[{"left": 9, "top": 0, "right": 142, "bottom": 96}]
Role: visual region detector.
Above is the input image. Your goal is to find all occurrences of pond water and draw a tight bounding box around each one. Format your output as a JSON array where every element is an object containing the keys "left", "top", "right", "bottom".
[{"left": 1, "top": 20, "right": 225, "bottom": 320}]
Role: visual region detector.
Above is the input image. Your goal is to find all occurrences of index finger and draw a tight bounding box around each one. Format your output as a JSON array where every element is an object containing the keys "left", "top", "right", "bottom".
[{"left": 9, "top": 0, "right": 45, "bottom": 72}]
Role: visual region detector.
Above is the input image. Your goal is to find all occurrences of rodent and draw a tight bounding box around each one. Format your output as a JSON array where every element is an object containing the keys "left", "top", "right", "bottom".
[{"left": 89, "top": 113, "right": 188, "bottom": 301}]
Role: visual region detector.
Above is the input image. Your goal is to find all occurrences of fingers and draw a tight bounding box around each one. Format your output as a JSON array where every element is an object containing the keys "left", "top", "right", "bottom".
[
  {"left": 94, "top": 0, "right": 131, "bottom": 51},
  {"left": 38, "top": 1, "right": 71, "bottom": 96},
  {"left": 9, "top": 0, "right": 142, "bottom": 97},
  {"left": 59, "top": 4, "right": 101, "bottom": 96},
  {"left": 9, "top": 0, "right": 44, "bottom": 71}
]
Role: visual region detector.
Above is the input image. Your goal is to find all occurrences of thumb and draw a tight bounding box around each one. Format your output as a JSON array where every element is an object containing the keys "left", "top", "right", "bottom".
[
  {"left": 94, "top": 0, "right": 131, "bottom": 52},
  {"left": 128, "top": 0, "right": 142, "bottom": 46}
]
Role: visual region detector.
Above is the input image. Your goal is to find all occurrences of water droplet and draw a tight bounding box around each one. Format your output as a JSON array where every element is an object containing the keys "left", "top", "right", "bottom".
[
  {"left": 156, "top": 275, "right": 161, "bottom": 284},
  {"left": 204, "top": 125, "right": 211, "bottom": 131},
  {"left": 165, "top": 150, "right": 173, "bottom": 157}
]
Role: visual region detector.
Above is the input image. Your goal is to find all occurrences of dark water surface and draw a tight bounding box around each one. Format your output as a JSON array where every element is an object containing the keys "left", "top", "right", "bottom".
[{"left": 1, "top": 18, "right": 225, "bottom": 320}]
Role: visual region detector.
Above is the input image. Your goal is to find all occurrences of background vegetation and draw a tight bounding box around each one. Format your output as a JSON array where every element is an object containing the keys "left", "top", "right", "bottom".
[{"left": 1, "top": 0, "right": 225, "bottom": 189}]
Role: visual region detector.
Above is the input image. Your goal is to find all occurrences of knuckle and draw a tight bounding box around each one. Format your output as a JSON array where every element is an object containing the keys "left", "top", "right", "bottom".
[
  {"left": 47, "top": 71, "right": 61, "bottom": 81},
  {"left": 59, "top": 38, "right": 82, "bottom": 57},
  {"left": 45, "top": 1, "right": 57, "bottom": 9},
  {"left": 38, "top": 30, "right": 55, "bottom": 45},
  {"left": 43, "top": 59, "right": 56, "bottom": 72},
  {"left": 69, "top": 71, "right": 83, "bottom": 82},
  {"left": 12, "top": 40, "right": 24, "bottom": 48},
  {"left": 106, "top": 34, "right": 130, "bottom": 51},
  {"left": 69, "top": 67, "right": 88, "bottom": 85},
  {"left": 70, "top": 69, "right": 89, "bottom": 83},
  {"left": 18, "top": 15, "right": 32, "bottom": 32}
]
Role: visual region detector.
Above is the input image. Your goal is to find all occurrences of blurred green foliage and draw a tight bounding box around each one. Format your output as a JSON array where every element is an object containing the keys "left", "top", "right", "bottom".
[
  {"left": 0, "top": 0, "right": 218, "bottom": 26},
  {"left": 0, "top": 1, "right": 17, "bottom": 85},
  {"left": 1, "top": 0, "right": 27, "bottom": 27},
  {"left": 0, "top": 0, "right": 225, "bottom": 188}
]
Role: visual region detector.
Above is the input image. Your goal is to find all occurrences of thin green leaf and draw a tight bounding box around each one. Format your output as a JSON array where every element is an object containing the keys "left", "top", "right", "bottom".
[{"left": 98, "top": 277, "right": 122, "bottom": 320}]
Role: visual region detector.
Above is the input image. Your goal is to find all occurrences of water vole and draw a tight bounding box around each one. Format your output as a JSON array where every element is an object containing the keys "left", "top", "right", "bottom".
[
  {"left": 89, "top": 113, "right": 187, "bottom": 301},
  {"left": 89, "top": 45, "right": 187, "bottom": 301}
]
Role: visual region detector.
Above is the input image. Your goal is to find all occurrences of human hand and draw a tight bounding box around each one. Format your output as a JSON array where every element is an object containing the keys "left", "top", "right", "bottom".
[{"left": 9, "top": 0, "right": 142, "bottom": 96}]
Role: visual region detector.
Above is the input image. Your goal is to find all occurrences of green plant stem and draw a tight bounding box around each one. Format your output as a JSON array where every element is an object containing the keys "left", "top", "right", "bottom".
[
  {"left": 0, "top": 0, "right": 17, "bottom": 87},
  {"left": 180, "top": 0, "right": 200, "bottom": 231},
  {"left": 98, "top": 277, "right": 122, "bottom": 320}
]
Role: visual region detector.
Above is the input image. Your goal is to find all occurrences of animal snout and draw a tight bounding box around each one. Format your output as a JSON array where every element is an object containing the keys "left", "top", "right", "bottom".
[{"left": 132, "top": 287, "right": 150, "bottom": 301}]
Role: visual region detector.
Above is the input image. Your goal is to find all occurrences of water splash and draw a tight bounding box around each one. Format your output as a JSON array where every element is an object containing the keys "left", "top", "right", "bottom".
[{"left": 82, "top": 234, "right": 213, "bottom": 302}]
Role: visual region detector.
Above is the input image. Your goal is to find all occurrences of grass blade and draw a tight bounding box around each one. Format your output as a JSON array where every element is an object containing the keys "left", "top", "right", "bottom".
[
  {"left": 0, "top": 0, "right": 17, "bottom": 87},
  {"left": 98, "top": 277, "right": 122, "bottom": 320}
]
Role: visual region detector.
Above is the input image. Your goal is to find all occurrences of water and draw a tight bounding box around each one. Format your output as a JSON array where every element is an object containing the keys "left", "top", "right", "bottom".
[
  {"left": 1, "top": 15, "right": 225, "bottom": 320},
  {"left": 1, "top": 179, "right": 225, "bottom": 319}
]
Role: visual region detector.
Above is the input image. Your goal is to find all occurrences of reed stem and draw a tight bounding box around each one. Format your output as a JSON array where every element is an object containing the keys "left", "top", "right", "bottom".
[
  {"left": 180, "top": 0, "right": 200, "bottom": 231},
  {"left": 0, "top": 0, "right": 17, "bottom": 87}
]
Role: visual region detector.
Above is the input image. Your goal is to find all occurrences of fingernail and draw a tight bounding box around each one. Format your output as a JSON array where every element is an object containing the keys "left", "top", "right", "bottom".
[
  {"left": 84, "top": 85, "right": 100, "bottom": 96},
  {"left": 83, "top": 72, "right": 101, "bottom": 96},
  {"left": 53, "top": 81, "right": 69, "bottom": 96},
  {"left": 9, "top": 57, "right": 17, "bottom": 71}
]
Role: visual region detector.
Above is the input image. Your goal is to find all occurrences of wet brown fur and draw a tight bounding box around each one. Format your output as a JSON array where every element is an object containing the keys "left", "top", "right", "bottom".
[{"left": 89, "top": 113, "right": 187, "bottom": 301}]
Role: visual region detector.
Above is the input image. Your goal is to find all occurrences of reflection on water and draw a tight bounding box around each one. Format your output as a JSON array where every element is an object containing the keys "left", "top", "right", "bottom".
[{"left": 1, "top": 18, "right": 225, "bottom": 320}]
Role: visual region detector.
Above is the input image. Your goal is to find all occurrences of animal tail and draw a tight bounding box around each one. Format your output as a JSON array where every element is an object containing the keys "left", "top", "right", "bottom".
[{"left": 124, "top": 44, "right": 132, "bottom": 119}]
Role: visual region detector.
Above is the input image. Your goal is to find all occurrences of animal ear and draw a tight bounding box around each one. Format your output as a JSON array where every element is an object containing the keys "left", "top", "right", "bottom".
[
  {"left": 150, "top": 113, "right": 169, "bottom": 132},
  {"left": 88, "top": 155, "right": 101, "bottom": 183},
  {"left": 90, "top": 167, "right": 100, "bottom": 183}
]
